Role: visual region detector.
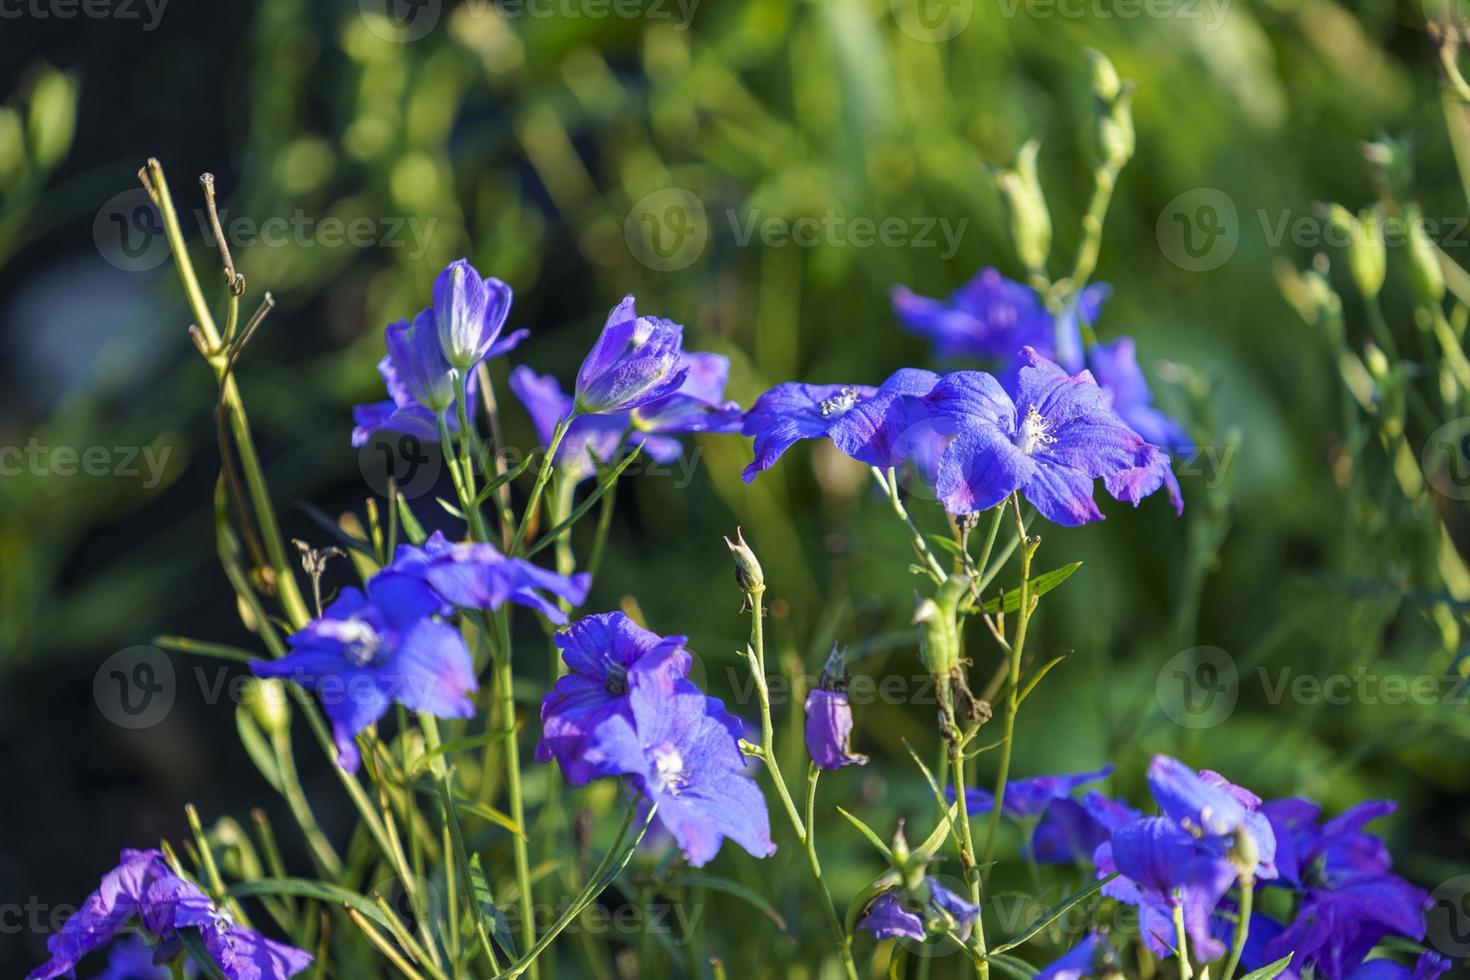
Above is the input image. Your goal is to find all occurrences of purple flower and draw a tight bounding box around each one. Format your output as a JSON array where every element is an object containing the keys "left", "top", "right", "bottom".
[
  {"left": 29, "top": 850, "right": 311, "bottom": 980},
  {"left": 956, "top": 765, "right": 1115, "bottom": 820},
  {"left": 251, "top": 575, "right": 476, "bottom": 772},
  {"left": 96, "top": 936, "right": 186, "bottom": 980},
  {"left": 857, "top": 878, "right": 981, "bottom": 943},
  {"left": 383, "top": 530, "right": 590, "bottom": 625},
  {"left": 950, "top": 766, "right": 1125, "bottom": 865},
  {"left": 891, "top": 268, "right": 1107, "bottom": 366},
  {"left": 1035, "top": 932, "right": 1119, "bottom": 980},
  {"left": 1086, "top": 337, "right": 1192, "bottom": 456},
  {"left": 509, "top": 366, "right": 681, "bottom": 485},
  {"left": 1147, "top": 756, "right": 1276, "bottom": 881},
  {"left": 574, "top": 296, "right": 688, "bottom": 414},
  {"left": 804, "top": 647, "right": 868, "bottom": 771},
  {"left": 632, "top": 352, "right": 744, "bottom": 437},
  {"left": 1347, "top": 952, "right": 1451, "bottom": 980},
  {"left": 589, "top": 679, "right": 776, "bottom": 867},
  {"left": 926, "top": 349, "right": 1179, "bottom": 525},
  {"left": 535, "top": 611, "right": 693, "bottom": 785},
  {"left": 1260, "top": 798, "right": 1431, "bottom": 978},
  {"left": 432, "top": 258, "right": 525, "bottom": 370},
  {"left": 740, "top": 368, "right": 939, "bottom": 482}
]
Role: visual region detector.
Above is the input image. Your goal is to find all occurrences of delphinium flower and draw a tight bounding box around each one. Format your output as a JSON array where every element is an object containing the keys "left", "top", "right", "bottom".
[
  {"left": 352, "top": 259, "right": 526, "bottom": 449},
  {"left": 890, "top": 267, "right": 1108, "bottom": 367},
  {"left": 1248, "top": 798, "right": 1437, "bottom": 979},
  {"left": 925, "top": 348, "right": 1179, "bottom": 524},
  {"left": 535, "top": 610, "right": 695, "bottom": 785},
  {"left": 251, "top": 574, "right": 476, "bottom": 771},
  {"left": 948, "top": 766, "right": 1136, "bottom": 864},
  {"left": 29, "top": 849, "right": 311, "bottom": 980},
  {"left": 629, "top": 352, "right": 744, "bottom": 438},
  {"left": 804, "top": 645, "right": 868, "bottom": 771},
  {"left": 573, "top": 296, "right": 689, "bottom": 414},
  {"left": 1094, "top": 756, "right": 1277, "bottom": 962},
  {"left": 1086, "top": 337, "right": 1193, "bottom": 455},
  {"left": 857, "top": 879, "right": 981, "bottom": 944},
  {"left": 1034, "top": 932, "right": 1124, "bottom": 980},
  {"left": 381, "top": 530, "right": 591, "bottom": 624},
  {"left": 739, "top": 367, "right": 939, "bottom": 482},
  {"left": 431, "top": 258, "right": 524, "bottom": 371}
]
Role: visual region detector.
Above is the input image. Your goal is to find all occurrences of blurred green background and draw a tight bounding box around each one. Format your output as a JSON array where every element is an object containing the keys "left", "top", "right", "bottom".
[{"left": 2, "top": 0, "right": 1469, "bottom": 974}]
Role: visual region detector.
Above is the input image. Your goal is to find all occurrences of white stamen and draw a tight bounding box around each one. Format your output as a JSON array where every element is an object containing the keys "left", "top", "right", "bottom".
[
  {"left": 819, "top": 387, "right": 862, "bottom": 418},
  {"left": 648, "top": 743, "right": 687, "bottom": 796},
  {"left": 1016, "top": 405, "right": 1056, "bottom": 456}
]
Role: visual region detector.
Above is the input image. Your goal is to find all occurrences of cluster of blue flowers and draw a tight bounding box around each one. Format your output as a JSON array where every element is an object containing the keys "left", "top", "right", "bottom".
[
  {"left": 29, "top": 850, "right": 312, "bottom": 980},
  {"left": 940, "top": 756, "right": 1446, "bottom": 980}
]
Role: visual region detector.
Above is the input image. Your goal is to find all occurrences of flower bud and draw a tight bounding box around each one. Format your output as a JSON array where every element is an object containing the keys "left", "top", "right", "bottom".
[
  {"left": 1086, "top": 49, "right": 1121, "bottom": 103},
  {"left": 247, "top": 677, "right": 291, "bottom": 736},
  {"left": 1229, "top": 824, "right": 1260, "bottom": 884},
  {"left": 804, "top": 645, "right": 868, "bottom": 771},
  {"left": 995, "top": 141, "right": 1052, "bottom": 274},
  {"left": 1323, "top": 203, "right": 1386, "bottom": 299},
  {"left": 1362, "top": 136, "right": 1413, "bottom": 203},
  {"left": 1404, "top": 204, "right": 1445, "bottom": 305},
  {"left": 724, "top": 526, "right": 765, "bottom": 598},
  {"left": 913, "top": 574, "right": 969, "bottom": 678},
  {"left": 1086, "top": 52, "right": 1134, "bottom": 172}
]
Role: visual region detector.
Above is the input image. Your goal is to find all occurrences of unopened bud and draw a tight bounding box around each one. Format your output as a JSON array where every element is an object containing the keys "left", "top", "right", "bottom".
[
  {"left": 1323, "top": 203, "right": 1386, "bottom": 299},
  {"left": 247, "top": 677, "right": 291, "bottom": 736},
  {"left": 724, "top": 526, "right": 765, "bottom": 598},
  {"left": 995, "top": 141, "right": 1052, "bottom": 274},
  {"left": 1086, "top": 49, "right": 1121, "bottom": 103},
  {"left": 1405, "top": 204, "right": 1445, "bottom": 305}
]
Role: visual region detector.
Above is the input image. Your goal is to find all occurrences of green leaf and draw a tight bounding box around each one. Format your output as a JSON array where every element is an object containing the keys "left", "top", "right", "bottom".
[
  {"left": 835, "top": 805, "right": 893, "bottom": 861},
  {"left": 234, "top": 707, "right": 282, "bottom": 793},
  {"left": 227, "top": 878, "right": 391, "bottom": 929},
  {"left": 668, "top": 873, "right": 794, "bottom": 939},
  {"left": 915, "top": 801, "right": 961, "bottom": 861},
  {"left": 986, "top": 951, "right": 1039, "bottom": 979},
  {"left": 474, "top": 453, "right": 535, "bottom": 505},
  {"left": 155, "top": 635, "right": 257, "bottom": 664},
  {"left": 1240, "top": 954, "right": 1294, "bottom": 980},
  {"left": 470, "top": 854, "right": 518, "bottom": 960},
  {"left": 408, "top": 785, "right": 526, "bottom": 839},
  {"left": 525, "top": 445, "right": 644, "bottom": 558},
  {"left": 990, "top": 873, "right": 1116, "bottom": 955},
  {"left": 926, "top": 533, "right": 965, "bottom": 558},
  {"left": 395, "top": 494, "right": 428, "bottom": 545},
  {"left": 408, "top": 730, "right": 514, "bottom": 779},
  {"left": 977, "top": 562, "right": 1083, "bottom": 614}
]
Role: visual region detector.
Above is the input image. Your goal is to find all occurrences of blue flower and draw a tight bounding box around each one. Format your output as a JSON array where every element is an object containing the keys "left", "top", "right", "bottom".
[
  {"left": 740, "top": 368, "right": 939, "bottom": 482},
  {"left": 251, "top": 575, "right": 476, "bottom": 772},
  {"left": 29, "top": 850, "right": 311, "bottom": 980},
  {"left": 951, "top": 767, "right": 1130, "bottom": 865},
  {"left": 632, "top": 352, "right": 745, "bottom": 437},
  {"left": 857, "top": 878, "right": 981, "bottom": 943},
  {"left": 431, "top": 258, "right": 525, "bottom": 371},
  {"left": 509, "top": 366, "right": 682, "bottom": 485},
  {"left": 1147, "top": 756, "right": 1277, "bottom": 881},
  {"left": 588, "top": 676, "right": 775, "bottom": 867},
  {"left": 925, "top": 349, "right": 1179, "bottom": 524},
  {"left": 1258, "top": 798, "right": 1431, "bottom": 979},
  {"left": 536, "top": 611, "right": 693, "bottom": 786},
  {"left": 1035, "top": 932, "right": 1120, "bottom": 980},
  {"left": 1086, "top": 338, "right": 1192, "bottom": 456},
  {"left": 891, "top": 268, "right": 1107, "bottom": 366},
  {"left": 574, "top": 296, "right": 688, "bottom": 414},
  {"left": 383, "top": 530, "right": 590, "bottom": 625}
]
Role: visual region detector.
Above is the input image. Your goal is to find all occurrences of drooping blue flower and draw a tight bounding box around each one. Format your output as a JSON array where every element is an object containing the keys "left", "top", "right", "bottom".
[
  {"left": 28, "top": 850, "right": 311, "bottom": 980},
  {"left": 251, "top": 575, "right": 476, "bottom": 772},
  {"left": 1086, "top": 337, "right": 1192, "bottom": 456},
  {"left": 631, "top": 352, "right": 745, "bottom": 437},
  {"left": 1147, "top": 756, "right": 1277, "bottom": 881},
  {"left": 804, "top": 646, "right": 867, "bottom": 771},
  {"left": 509, "top": 366, "right": 681, "bottom": 485},
  {"left": 890, "top": 268, "right": 1108, "bottom": 367},
  {"left": 382, "top": 530, "right": 590, "bottom": 625},
  {"left": 740, "top": 368, "right": 939, "bottom": 482},
  {"left": 574, "top": 296, "right": 689, "bottom": 414},
  {"left": 535, "top": 611, "right": 694, "bottom": 785},
  {"left": 1259, "top": 798, "right": 1431, "bottom": 979},
  {"left": 1034, "top": 932, "right": 1120, "bottom": 980},
  {"left": 431, "top": 258, "right": 525, "bottom": 371},
  {"left": 588, "top": 676, "right": 776, "bottom": 867},
  {"left": 925, "top": 348, "right": 1180, "bottom": 525},
  {"left": 856, "top": 878, "right": 981, "bottom": 943}
]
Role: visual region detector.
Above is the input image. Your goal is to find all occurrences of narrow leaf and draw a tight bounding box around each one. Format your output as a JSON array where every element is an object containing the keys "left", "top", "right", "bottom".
[
  {"left": 835, "top": 805, "right": 893, "bottom": 861},
  {"left": 668, "top": 874, "right": 794, "bottom": 939},
  {"left": 227, "top": 878, "right": 391, "bottom": 929},
  {"left": 978, "top": 562, "right": 1083, "bottom": 614},
  {"left": 991, "top": 873, "right": 1116, "bottom": 954},
  {"left": 470, "top": 854, "right": 518, "bottom": 959},
  {"left": 1240, "top": 954, "right": 1294, "bottom": 980}
]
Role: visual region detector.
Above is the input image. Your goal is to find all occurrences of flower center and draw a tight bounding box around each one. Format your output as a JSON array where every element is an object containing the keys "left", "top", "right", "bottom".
[
  {"left": 331, "top": 619, "right": 385, "bottom": 667},
  {"left": 604, "top": 660, "right": 628, "bottom": 695},
  {"left": 1016, "top": 405, "right": 1056, "bottom": 456},
  {"left": 648, "top": 742, "right": 687, "bottom": 796},
  {"left": 819, "top": 387, "right": 862, "bottom": 418}
]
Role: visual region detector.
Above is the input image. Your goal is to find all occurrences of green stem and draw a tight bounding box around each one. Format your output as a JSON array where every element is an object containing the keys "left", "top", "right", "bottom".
[
  {"left": 871, "top": 467, "right": 946, "bottom": 581},
  {"left": 495, "top": 614, "right": 539, "bottom": 978},
  {"left": 950, "top": 736, "right": 990, "bottom": 979},
  {"left": 746, "top": 587, "right": 805, "bottom": 837},
  {"left": 1220, "top": 880, "right": 1253, "bottom": 979},
  {"left": 804, "top": 765, "right": 859, "bottom": 980},
  {"left": 1174, "top": 903, "right": 1195, "bottom": 980},
  {"left": 1069, "top": 166, "right": 1118, "bottom": 292},
  {"left": 512, "top": 416, "right": 574, "bottom": 555},
  {"left": 454, "top": 373, "right": 491, "bottom": 542}
]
